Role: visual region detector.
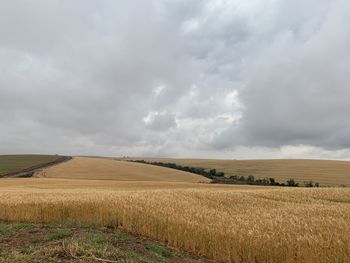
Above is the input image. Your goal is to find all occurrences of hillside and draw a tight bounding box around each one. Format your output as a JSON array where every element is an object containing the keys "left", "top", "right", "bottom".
[
  {"left": 0, "top": 155, "right": 63, "bottom": 176},
  {"left": 35, "top": 157, "right": 210, "bottom": 183},
  {"left": 127, "top": 158, "right": 350, "bottom": 186}
]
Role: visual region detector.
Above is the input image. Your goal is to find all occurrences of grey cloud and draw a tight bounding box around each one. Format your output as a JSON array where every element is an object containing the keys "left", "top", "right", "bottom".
[
  {"left": 0, "top": 0, "right": 192, "bottom": 156},
  {"left": 210, "top": 0, "right": 350, "bottom": 153},
  {"left": 144, "top": 112, "right": 177, "bottom": 131},
  {"left": 1, "top": 0, "right": 350, "bottom": 159},
  {"left": 236, "top": 0, "right": 350, "bottom": 149}
]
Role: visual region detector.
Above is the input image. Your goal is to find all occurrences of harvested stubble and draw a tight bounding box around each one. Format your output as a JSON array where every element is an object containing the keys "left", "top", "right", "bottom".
[
  {"left": 129, "top": 158, "right": 350, "bottom": 186},
  {"left": 0, "top": 178, "right": 349, "bottom": 263}
]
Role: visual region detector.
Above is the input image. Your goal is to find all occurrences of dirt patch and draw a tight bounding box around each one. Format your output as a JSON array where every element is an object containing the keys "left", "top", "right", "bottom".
[{"left": 0, "top": 221, "right": 212, "bottom": 263}]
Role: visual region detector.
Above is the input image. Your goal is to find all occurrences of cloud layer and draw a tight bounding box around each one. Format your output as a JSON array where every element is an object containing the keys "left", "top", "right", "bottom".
[{"left": 1, "top": 0, "right": 350, "bottom": 159}]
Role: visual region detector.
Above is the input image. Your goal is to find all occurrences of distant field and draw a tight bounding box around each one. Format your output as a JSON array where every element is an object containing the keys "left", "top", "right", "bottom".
[
  {"left": 0, "top": 178, "right": 349, "bottom": 262},
  {"left": 35, "top": 157, "right": 210, "bottom": 183},
  {"left": 0, "top": 155, "right": 61, "bottom": 176},
  {"left": 128, "top": 158, "right": 350, "bottom": 186}
]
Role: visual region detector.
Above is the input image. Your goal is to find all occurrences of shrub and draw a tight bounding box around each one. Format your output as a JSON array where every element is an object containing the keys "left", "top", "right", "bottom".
[
  {"left": 304, "top": 181, "right": 314, "bottom": 187},
  {"left": 247, "top": 175, "right": 255, "bottom": 183},
  {"left": 216, "top": 172, "right": 225, "bottom": 177},
  {"left": 209, "top": 169, "right": 217, "bottom": 176},
  {"left": 287, "top": 179, "right": 298, "bottom": 187}
]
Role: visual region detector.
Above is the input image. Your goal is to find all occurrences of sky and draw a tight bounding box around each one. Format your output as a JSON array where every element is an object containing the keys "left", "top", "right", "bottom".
[{"left": 1, "top": 0, "right": 350, "bottom": 159}]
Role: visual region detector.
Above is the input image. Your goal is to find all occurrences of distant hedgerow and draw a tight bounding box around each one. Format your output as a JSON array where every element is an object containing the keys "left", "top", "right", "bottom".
[{"left": 129, "top": 160, "right": 320, "bottom": 188}]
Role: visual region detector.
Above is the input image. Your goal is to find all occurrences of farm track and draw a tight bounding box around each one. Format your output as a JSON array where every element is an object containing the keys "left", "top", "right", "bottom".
[{"left": 1, "top": 156, "right": 72, "bottom": 178}]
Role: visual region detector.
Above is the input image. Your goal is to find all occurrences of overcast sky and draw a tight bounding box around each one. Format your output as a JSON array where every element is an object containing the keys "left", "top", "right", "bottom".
[{"left": 1, "top": 0, "right": 350, "bottom": 159}]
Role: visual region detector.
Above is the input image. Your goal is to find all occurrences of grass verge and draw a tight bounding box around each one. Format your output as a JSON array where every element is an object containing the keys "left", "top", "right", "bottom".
[{"left": 0, "top": 221, "right": 210, "bottom": 263}]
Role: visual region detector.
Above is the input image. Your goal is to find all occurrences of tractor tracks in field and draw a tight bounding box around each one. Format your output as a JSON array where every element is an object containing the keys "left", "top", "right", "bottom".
[{"left": 1, "top": 156, "right": 72, "bottom": 178}]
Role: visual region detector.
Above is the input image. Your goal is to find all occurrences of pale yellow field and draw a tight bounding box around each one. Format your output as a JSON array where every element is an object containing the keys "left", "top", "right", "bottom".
[
  {"left": 0, "top": 178, "right": 349, "bottom": 263},
  {"left": 35, "top": 157, "right": 210, "bottom": 183},
  {"left": 130, "top": 158, "right": 350, "bottom": 186}
]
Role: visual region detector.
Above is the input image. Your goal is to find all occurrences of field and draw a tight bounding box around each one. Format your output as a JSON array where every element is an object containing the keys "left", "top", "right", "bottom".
[
  {"left": 1, "top": 156, "right": 350, "bottom": 262},
  {"left": 35, "top": 157, "right": 210, "bottom": 183},
  {"left": 0, "top": 155, "right": 62, "bottom": 176},
  {"left": 128, "top": 158, "right": 350, "bottom": 186},
  {"left": 0, "top": 178, "right": 349, "bottom": 262}
]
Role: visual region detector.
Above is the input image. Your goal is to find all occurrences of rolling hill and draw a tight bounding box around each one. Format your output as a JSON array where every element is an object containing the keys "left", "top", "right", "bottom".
[
  {"left": 126, "top": 158, "right": 350, "bottom": 186},
  {"left": 35, "top": 157, "right": 210, "bottom": 183}
]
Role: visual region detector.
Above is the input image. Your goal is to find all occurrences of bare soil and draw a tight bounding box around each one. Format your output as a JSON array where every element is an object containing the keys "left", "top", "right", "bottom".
[{"left": 0, "top": 221, "right": 212, "bottom": 263}]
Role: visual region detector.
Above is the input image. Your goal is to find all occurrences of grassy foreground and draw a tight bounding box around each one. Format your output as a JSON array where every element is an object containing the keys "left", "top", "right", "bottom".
[
  {"left": 0, "top": 221, "right": 207, "bottom": 263},
  {"left": 129, "top": 158, "right": 350, "bottom": 186},
  {"left": 0, "top": 155, "right": 62, "bottom": 176},
  {"left": 0, "top": 178, "right": 349, "bottom": 262}
]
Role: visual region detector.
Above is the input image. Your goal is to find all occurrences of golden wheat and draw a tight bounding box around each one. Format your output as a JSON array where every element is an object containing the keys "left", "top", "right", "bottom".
[
  {"left": 0, "top": 178, "right": 349, "bottom": 262},
  {"left": 35, "top": 157, "right": 210, "bottom": 183}
]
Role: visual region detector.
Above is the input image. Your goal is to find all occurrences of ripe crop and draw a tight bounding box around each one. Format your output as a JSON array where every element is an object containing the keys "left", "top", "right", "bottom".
[
  {"left": 0, "top": 178, "right": 349, "bottom": 262},
  {"left": 35, "top": 157, "right": 210, "bottom": 183}
]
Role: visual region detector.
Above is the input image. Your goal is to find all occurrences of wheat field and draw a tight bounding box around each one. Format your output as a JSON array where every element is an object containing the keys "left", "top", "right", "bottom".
[
  {"left": 130, "top": 158, "right": 350, "bottom": 186},
  {"left": 35, "top": 157, "right": 210, "bottom": 183},
  {"left": 0, "top": 178, "right": 349, "bottom": 263}
]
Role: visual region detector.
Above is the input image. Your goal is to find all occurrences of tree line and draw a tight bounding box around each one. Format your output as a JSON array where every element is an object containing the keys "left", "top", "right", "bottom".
[{"left": 130, "top": 160, "right": 320, "bottom": 187}]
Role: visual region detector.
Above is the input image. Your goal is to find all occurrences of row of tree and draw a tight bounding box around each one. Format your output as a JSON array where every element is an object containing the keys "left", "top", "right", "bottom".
[
  {"left": 221, "top": 176, "right": 319, "bottom": 187},
  {"left": 130, "top": 160, "right": 320, "bottom": 187},
  {"left": 131, "top": 160, "right": 219, "bottom": 179}
]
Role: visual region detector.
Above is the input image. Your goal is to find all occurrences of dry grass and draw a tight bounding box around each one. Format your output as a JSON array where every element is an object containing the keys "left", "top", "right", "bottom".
[
  {"left": 35, "top": 157, "right": 210, "bottom": 183},
  {"left": 0, "top": 178, "right": 349, "bottom": 263},
  {"left": 129, "top": 158, "right": 350, "bottom": 186}
]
